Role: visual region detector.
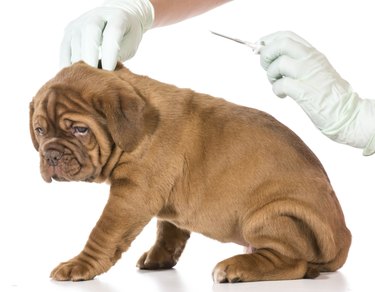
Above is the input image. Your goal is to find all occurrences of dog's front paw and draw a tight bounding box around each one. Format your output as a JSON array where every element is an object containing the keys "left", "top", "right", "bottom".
[{"left": 51, "top": 257, "right": 102, "bottom": 281}]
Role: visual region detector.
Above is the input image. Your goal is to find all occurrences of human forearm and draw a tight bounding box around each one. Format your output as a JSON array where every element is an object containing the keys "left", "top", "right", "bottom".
[{"left": 150, "top": 0, "right": 232, "bottom": 27}]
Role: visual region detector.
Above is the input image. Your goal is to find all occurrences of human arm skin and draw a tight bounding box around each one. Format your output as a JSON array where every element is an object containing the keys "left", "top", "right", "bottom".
[{"left": 151, "top": 0, "right": 232, "bottom": 27}]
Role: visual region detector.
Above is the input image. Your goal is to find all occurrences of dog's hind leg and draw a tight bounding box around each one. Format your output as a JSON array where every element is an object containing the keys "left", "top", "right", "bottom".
[
  {"left": 212, "top": 249, "right": 311, "bottom": 283},
  {"left": 212, "top": 210, "right": 331, "bottom": 283},
  {"left": 137, "top": 220, "right": 190, "bottom": 270}
]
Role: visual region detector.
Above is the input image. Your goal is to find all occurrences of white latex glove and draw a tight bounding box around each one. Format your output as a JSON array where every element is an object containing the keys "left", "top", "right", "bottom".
[
  {"left": 60, "top": 0, "right": 154, "bottom": 71},
  {"left": 259, "top": 31, "right": 375, "bottom": 155}
]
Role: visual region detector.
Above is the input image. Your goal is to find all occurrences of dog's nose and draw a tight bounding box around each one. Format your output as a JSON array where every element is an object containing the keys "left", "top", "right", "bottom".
[{"left": 45, "top": 149, "right": 63, "bottom": 166}]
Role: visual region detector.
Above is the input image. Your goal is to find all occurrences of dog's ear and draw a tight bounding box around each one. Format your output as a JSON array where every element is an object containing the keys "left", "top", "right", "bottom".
[
  {"left": 29, "top": 101, "right": 39, "bottom": 150},
  {"left": 114, "top": 61, "right": 125, "bottom": 71},
  {"left": 94, "top": 86, "right": 146, "bottom": 152},
  {"left": 97, "top": 60, "right": 125, "bottom": 71}
]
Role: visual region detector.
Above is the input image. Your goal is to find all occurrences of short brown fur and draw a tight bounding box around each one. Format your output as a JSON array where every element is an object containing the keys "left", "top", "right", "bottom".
[{"left": 30, "top": 62, "right": 351, "bottom": 282}]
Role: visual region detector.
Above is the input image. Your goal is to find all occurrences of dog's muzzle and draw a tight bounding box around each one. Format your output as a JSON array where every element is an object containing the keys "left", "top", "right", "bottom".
[
  {"left": 45, "top": 149, "right": 63, "bottom": 167},
  {"left": 41, "top": 143, "right": 82, "bottom": 182}
]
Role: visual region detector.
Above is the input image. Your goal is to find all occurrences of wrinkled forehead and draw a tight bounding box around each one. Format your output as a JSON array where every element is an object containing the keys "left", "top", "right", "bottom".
[
  {"left": 31, "top": 62, "right": 122, "bottom": 125},
  {"left": 32, "top": 61, "right": 124, "bottom": 109},
  {"left": 32, "top": 82, "right": 101, "bottom": 133},
  {"left": 34, "top": 85, "right": 86, "bottom": 115}
]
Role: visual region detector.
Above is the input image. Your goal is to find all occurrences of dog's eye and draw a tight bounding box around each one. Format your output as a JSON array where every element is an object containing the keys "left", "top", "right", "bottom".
[
  {"left": 73, "top": 126, "right": 89, "bottom": 136},
  {"left": 35, "top": 127, "right": 45, "bottom": 136}
]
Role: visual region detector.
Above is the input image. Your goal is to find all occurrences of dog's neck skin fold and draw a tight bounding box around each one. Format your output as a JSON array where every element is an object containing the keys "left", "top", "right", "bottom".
[{"left": 96, "top": 145, "right": 123, "bottom": 183}]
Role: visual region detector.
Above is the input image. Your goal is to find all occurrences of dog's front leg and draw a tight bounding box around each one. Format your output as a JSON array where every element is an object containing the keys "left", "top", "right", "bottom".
[{"left": 51, "top": 187, "right": 153, "bottom": 281}]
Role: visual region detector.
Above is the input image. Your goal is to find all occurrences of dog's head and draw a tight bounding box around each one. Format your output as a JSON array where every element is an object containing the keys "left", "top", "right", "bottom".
[{"left": 29, "top": 62, "right": 154, "bottom": 183}]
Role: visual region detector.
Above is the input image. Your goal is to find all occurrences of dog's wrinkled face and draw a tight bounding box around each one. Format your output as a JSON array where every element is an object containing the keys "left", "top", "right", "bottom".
[
  {"left": 30, "top": 62, "right": 147, "bottom": 183},
  {"left": 30, "top": 86, "right": 111, "bottom": 183}
]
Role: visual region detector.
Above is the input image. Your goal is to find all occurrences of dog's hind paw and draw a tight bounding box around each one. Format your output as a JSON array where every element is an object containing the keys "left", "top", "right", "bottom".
[
  {"left": 212, "top": 262, "right": 242, "bottom": 283},
  {"left": 212, "top": 252, "right": 310, "bottom": 283}
]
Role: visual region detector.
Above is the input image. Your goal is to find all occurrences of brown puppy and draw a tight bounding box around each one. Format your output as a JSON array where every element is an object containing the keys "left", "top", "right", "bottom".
[{"left": 29, "top": 62, "right": 351, "bottom": 283}]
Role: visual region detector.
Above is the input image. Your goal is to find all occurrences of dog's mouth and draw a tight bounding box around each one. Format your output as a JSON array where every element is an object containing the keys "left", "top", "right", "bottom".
[
  {"left": 41, "top": 150, "right": 97, "bottom": 183},
  {"left": 41, "top": 155, "right": 82, "bottom": 183}
]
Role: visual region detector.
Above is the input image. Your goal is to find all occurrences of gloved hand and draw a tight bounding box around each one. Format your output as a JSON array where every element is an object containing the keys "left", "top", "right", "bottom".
[
  {"left": 259, "top": 31, "right": 375, "bottom": 155},
  {"left": 60, "top": 0, "right": 154, "bottom": 71}
]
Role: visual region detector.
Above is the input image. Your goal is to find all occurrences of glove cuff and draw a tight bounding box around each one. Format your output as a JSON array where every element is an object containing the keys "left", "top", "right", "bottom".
[
  {"left": 363, "top": 133, "right": 375, "bottom": 156},
  {"left": 103, "top": 0, "right": 155, "bottom": 31},
  {"left": 322, "top": 94, "right": 375, "bottom": 155},
  {"left": 361, "top": 99, "right": 375, "bottom": 156}
]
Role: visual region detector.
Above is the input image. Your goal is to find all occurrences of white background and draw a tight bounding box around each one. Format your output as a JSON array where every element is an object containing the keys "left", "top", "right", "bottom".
[{"left": 1, "top": 0, "right": 374, "bottom": 291}]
